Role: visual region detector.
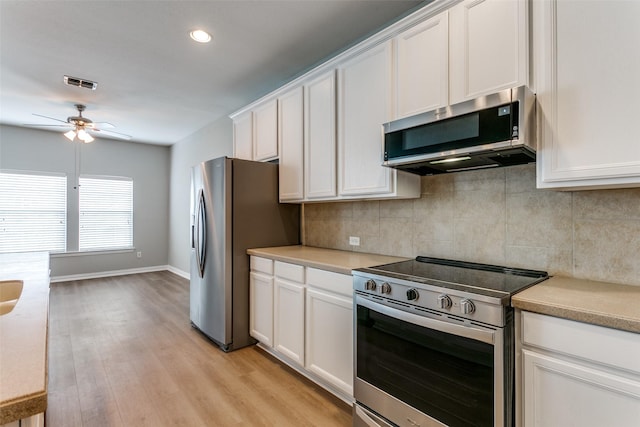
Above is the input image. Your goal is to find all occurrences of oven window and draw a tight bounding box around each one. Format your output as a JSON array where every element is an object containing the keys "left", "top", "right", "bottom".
[{"left": 357, "top": 304, "right": 494, "bottom": 427}]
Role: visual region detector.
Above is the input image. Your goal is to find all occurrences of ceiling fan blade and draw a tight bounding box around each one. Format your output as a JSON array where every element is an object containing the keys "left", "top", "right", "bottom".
[
  {"left": 90, "top": 122, "right": 115, "bottom": 129},
  {"left": 91, "top": 128, "right": 132, "bottom": 140},
  {"left": 32, "top": 113, "right": 69, "bottom": 124},
  {"left": 24, "top": 123, "right": 73, "bottom": 128}
]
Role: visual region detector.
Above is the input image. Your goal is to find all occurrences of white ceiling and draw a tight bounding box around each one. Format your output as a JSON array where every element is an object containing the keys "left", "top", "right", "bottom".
[{"left": 0, "top": 0, "right": 425, "bottom": 146}]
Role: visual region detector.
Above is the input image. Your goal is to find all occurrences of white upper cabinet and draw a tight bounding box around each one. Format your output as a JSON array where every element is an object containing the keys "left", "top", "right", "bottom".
[
  {"left": 278, "top": 87, "right": 304, "bottom": 201},
  {"left": 304, "top": 70, "right": 337, "bottom": 199},
  {"left": 338, "top": 41, "right": 394, "bottom": 196},
  {"left": 232, "top": 99, "right": 278, "bottom": 162},
  {"left": 449, "top": 0, "right": 528, "bottom": 105},
  {"left": 394, "top": 11, "right": 449, "bottom": 118},
  {"left": 534, "top": 0, "right": 640, "bottom": 190},
  {"left": 232, "top": 111, "right": 253, "bottom": 160},
  {"left": 253, "top": 99, "right": 279, "bottom": 161},
  {"left": 231, "top": 0, "right": 528, "bottom": 200}
]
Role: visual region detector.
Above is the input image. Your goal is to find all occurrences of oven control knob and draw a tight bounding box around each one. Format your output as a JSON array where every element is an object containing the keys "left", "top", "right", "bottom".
[
  {"left": 381, "top": 282, "right": 392, "bottom": 294},
  {"left": 365, "top": 279, "right": 377, "bottom": 291},
  {"left": 437, "top": 294, "right": 452, "bottom": 309},
  {"left": 406, "top": 288, "right": 419, "bottom": 301},
  {"left": 460, "top": 298, "right": 476, "bottom": 314}
]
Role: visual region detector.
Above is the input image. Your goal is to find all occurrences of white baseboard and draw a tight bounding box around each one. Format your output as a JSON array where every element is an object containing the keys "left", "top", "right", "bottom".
[
  {"left": 166, "top": 265, "right": 190, "bottom": 280},
  {"left": 51, "top": 265, "right": 172, "bottom": 283}
]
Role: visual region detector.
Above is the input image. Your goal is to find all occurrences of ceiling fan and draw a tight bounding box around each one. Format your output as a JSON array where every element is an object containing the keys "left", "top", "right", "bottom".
[{"left": 27, "top": 104, "right": 132, "bottom": 142}]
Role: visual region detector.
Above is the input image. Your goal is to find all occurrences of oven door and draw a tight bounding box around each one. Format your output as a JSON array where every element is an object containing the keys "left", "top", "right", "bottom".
[{"left": 355, "top": 294, "right": 508, "bottom": 427}]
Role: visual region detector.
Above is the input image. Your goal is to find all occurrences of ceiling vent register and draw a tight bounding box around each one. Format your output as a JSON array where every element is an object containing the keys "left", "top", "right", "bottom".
[{"left": 63, "top": 75, "right": 97, "bottom": 90}]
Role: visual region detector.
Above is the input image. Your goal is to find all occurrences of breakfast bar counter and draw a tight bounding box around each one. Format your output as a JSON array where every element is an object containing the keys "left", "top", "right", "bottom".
[{"left": 0, "top": 252, "right": 50, "bottom": 425}]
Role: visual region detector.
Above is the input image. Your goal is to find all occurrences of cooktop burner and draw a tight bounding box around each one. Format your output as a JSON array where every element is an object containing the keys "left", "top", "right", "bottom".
[{"left": 356, "top": 256, "right": 548, "bottom": 300}]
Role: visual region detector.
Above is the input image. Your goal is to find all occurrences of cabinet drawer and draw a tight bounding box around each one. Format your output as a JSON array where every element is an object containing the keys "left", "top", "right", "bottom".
[
  {"left": 522, "top": 311, "right": 640, "bottom": 373},
  {"left": 274, "top": 261, "right": 305, "bottom": 283},
  {"left": 250, "top": 256, "right": 273, "bottom": 275},
  {"left": 306, "top": 267, "right": 352, "bottom": 298}
]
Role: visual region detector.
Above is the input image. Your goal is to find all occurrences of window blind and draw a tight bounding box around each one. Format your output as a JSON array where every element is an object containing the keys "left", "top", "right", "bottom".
[
  {"left": 79, "top": 176, "right": 133, "bottom": 251},
  {"left": 0, "top": 171, "right": 67, "bottom": 253}
]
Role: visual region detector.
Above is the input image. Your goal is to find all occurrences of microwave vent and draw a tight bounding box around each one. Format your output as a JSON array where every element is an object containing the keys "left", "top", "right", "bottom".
[
  {"left": 63, "top": 75, "right": 98, "bottom": 90},
  {"left": 488, "top": 151, "right": 535, "bottom": 167}
]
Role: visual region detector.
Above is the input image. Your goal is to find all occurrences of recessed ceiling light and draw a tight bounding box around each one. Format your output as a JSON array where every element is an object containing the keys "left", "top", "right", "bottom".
[{"left": 190, "top": 29, "right": 212, "bottom": 43}]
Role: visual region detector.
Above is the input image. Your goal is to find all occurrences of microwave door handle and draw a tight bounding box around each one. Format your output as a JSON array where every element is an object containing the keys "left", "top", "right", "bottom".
[{"left": 356, "top": 294, "right": 495, "bottom": 345}]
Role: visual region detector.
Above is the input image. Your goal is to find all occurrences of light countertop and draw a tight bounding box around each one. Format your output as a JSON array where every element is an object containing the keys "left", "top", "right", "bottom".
[
  {"left": 0, "top": 252, "right": 50, "bottom": 424},
  {"left": 250, "top": 247, "right": 640, "bottom": 334},
  {"left": 512, "top": 275, "right": 640, "bottom": 334},
  {"left": 246, "top": 245, "right": 408, "bottom": 275}
]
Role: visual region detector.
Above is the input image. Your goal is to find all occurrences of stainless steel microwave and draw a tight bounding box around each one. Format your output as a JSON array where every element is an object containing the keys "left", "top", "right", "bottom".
[{"left": 383, "top": 86, "right": 536, "bottom": 175}]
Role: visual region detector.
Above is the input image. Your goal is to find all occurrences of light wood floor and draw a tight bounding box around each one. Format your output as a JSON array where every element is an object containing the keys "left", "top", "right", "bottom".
[{"left": 48, "top": 271, "right": 352, "bottom": 426}]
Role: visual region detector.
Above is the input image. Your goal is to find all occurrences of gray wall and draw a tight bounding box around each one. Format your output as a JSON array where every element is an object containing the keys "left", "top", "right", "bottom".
[
  {"left": 305, "top": 164, "right": 640, "bottom": 287},
  {"left": 0, "top": 124, "right": 170, "bottom": 277},
  {"left": 168, "top": 116, "right": 234, "bottom": 275}
]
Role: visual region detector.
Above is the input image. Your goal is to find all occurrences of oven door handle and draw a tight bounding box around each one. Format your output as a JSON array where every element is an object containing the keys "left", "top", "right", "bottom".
[{"left": 356, "top": 295, "right": 495, "bottom": 345}]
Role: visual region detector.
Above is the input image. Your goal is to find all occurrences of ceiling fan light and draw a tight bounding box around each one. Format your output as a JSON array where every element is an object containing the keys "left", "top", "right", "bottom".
[
  {"left": 77, "top": 129, "right": 94, "bottom": 143},
  {"left": 190, "top": 29, "right": 211, "bottom": 43},
  {"left": 64, "top": 130, "right": 76, "bottom": 141}
]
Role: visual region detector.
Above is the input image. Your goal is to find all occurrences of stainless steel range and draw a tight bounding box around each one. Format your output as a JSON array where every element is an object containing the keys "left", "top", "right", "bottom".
[{"left": 352, "top": 257, "right": 548, "bottom": 427}]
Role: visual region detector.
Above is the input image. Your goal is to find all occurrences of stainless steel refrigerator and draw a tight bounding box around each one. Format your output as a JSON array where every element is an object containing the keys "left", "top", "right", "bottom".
[{"left": 190, "top": 156, "right": 300, "bottom": 351}]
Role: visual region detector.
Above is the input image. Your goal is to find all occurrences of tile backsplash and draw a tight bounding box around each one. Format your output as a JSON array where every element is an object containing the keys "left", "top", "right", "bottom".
[{"left": 303, "top": 164, "right": 640, "bottom": 286}]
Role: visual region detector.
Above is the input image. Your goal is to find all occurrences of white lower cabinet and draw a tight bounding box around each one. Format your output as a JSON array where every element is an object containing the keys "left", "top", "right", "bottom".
[
  {"left": 305, "top": 287, "right": 353, "bottom": 397},
  {"left": 249, "top": 256, "right": 354, "bottom": 402},
  {"left": 519, "top": 311, "right": 640, "bottom": 427},
  {"left": 305, "top": 267, "right": 354, "bottom": 398},
  {"left": 274, "top": 278, "right": 305, "bottom": 365},
  {"left": 249, "top": 257, "right": 274, "bottom": 346},
  {"left": 273, "top": 261, "right": 306, "bottom": 366}
]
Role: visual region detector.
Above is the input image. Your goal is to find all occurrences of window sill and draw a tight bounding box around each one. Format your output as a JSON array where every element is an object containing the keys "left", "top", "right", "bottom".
[{"left": 51, "top": 248, "right": 135, "bottom": 258}]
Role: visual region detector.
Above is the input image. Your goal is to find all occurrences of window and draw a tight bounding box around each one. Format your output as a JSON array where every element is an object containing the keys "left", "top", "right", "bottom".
[
  {"left": 0, "top": 171, "right": 67, "bottom": 253},
  {"left": 79, "top": 176, "right": 133, "bottom": 251}
]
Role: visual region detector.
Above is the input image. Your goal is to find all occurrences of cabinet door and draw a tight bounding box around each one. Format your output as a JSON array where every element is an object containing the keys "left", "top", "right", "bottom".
[
  {"left": 395, "top": 11, "right": 449, "bottom": 119},
  {"left": 233, "top": 111, "right": 253, "bottom": 160},
  {"left": 274, "top": 278, "right": 305, "bottom": 366},
  {"left": 249, "top": 271, "right": 273, "bottom": 346},
  {"left": 305, "top": 70, "right": 337, "bottom": 199},
  {"left": 523, "top": 349, "right": 640, "bottom": 427},
  {"left": 449, "top": 0, "right": 528, "bottom": 104},
  {"left": 534, "top": 0, "right": 640, "bottom": 189},
  {"left": 278, "top": 87, "right": 304, "bottom": 201},
  {"left": 253, "top": 99, "right": 278, "bottom": 161},
  {"left": 305, "top": 288, "right": 353, "bottom": 397},
  {"left": 338, "top": 41, "right": 393, "bottom": 196}
]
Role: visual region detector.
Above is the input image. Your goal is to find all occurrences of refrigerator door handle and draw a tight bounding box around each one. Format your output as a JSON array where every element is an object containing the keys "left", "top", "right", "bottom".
[{"left": 195, "top": 189, "right": 207, "bottom": 278}]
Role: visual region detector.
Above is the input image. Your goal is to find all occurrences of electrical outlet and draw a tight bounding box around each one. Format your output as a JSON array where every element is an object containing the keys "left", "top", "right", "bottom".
[
  {"left": 136, "top": 251, "right": 142, "bottom": 258},
  {"left": 349, "top": 236, "right": 360, "bottom": 246}
]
